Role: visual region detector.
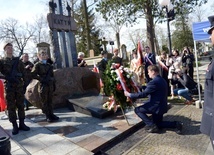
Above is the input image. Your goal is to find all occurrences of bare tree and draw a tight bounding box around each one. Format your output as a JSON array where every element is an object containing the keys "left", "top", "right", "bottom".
[
  {"left": 0, "top": 18, "right": 35, "bottom": 55},
  {"left": 33, "top": 14, "right": 50, "bottom": 44},
  {"left": 123, "top": 28, "right": 147, "bottom": 48},
  {"left": 190, "top": 6, "right": 208, "bottom": 22},
  {"left": 69, "top": 0, "right": 80, "bottom": 16}
]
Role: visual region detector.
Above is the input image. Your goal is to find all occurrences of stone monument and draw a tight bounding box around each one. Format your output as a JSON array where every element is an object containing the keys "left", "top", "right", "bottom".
[{"left": 25, "top": 0, "right": 111, "bottom": 118}]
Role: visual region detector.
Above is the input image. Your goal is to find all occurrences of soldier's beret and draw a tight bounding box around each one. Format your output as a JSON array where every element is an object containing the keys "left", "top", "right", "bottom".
[
  {"left": 3, "top": 42, "right": 12, "bottom": 50},
  {"left": 208, "top": 15, "right": 214, "bottom": 34}
]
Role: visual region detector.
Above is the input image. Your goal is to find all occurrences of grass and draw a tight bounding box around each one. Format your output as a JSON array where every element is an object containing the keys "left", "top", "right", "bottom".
[{"left": 168, "top": 97, "right": 185, "bottom": 103}]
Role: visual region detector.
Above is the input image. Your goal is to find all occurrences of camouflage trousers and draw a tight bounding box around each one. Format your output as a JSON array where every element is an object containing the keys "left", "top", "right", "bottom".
[
  {"left": 38, "top": 84, "right": 54, "bottom": 117},
  {"left": 5, "top": 84, "right": 25, "bottom": 122}
]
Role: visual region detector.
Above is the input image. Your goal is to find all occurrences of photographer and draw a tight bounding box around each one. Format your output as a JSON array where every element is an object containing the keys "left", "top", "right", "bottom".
[
  {"left": 77, "top": 52, "right": 87, "bottom": 67},
  {"left": 181, "top": 47, "right": 195, "bottom": 79},
  {"left": 172, "top": 68, "right": 196, "bottom": 104}
]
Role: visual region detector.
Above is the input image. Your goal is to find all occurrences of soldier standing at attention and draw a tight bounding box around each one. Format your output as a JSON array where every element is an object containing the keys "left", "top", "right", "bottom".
[
  {"left": 0, "top": 42, "right": 30, "bottom": 135},
  {"left": 31, "top": 50, "right": 59, "bottom": 122}
]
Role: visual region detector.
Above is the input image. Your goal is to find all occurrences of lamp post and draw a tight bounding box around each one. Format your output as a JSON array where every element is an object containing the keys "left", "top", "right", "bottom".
[{"left": 159, "top": 0, "right": 174, "bottom": 55}]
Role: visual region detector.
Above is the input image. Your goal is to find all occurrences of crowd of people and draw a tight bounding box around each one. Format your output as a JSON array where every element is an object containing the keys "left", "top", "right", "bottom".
[
  {"left": 78, "top": 43, "right": 197, "bottom": 104},
  {"left": 0, "top": 41, "right": 198, "bottom": 136}
]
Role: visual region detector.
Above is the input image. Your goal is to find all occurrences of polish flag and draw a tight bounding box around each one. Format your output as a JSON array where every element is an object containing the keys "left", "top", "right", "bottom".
[
  {"left": 136, "top": 41, "right": 144, "bottom": 67},
  {"left": 93, "top": 61, "right": 99, "bottom": 73},
  {"left": 92, "top": 61, "right": 103, "bottom": 87}
]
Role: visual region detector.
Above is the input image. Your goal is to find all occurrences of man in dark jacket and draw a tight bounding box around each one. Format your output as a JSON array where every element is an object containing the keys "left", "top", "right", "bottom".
[
  {"left": 200, "top": 15, "right": 214, "bottom": 150},
  {"left": 98, "top": 51, "right": 108, "bottom": 73},
  {"left": 124, "top": 65, "right": 182, "bottom": 134},
  {"left": 144, "top": 46, "right": 156, "bottom": 83},
  {"left": 21, "top": 53, "right": 34, "bottom": 110}
]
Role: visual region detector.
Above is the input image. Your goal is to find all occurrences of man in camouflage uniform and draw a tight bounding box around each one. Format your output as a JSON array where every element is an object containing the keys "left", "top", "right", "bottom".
[
  {"left": 21, "top": 53, "right": 34, "bottom": 110},
  {"left": 31, "top": 50, "right": 59, "bottom": 122},
  {"left": 0, "top": 43, "right": 30, "bottom": 135}
]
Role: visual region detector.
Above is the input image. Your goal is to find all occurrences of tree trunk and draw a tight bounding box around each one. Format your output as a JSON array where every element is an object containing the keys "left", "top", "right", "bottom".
[
  {"left": 83, "top": 0, "right": 91, "bottom": 56},
  {"left": 145, "top": 1, "right": 156, "bottom": 56},
  {"left": 154, "top": 27, "right": 160, "bottom": 56},
  {"left": 116, "top": 32, "right": 121, "bottom": 55}
]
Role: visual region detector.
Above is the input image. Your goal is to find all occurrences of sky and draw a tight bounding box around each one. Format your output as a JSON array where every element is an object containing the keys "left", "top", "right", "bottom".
[
  {"left": 0, "top": 0, "right": 47, "bottom": 56},
  {"left": 0, "top": 0, "right": 47, "bottom": 23},
  {"left": 0, "top": 0, "right": 213, "bottom": 55}
]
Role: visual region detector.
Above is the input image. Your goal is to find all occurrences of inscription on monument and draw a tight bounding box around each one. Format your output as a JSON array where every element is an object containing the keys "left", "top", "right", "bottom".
[{"left": 47, "top": 13, "right": 77, "bottom": 31}]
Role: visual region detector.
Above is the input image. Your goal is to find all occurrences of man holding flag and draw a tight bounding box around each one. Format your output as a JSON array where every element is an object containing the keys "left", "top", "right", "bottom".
[{"left": 130, "top": 41, "right": 145, "bottom": 85}]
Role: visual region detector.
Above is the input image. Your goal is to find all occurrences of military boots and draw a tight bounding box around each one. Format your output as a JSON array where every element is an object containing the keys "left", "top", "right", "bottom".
[
  {"left": 19, "top": 119, "right": 30, "bottom": 131},
  {"left": 12, "top": 121, "right": 19, "bottom": 135},
  {"left": 46, "top": 114, "right": 59, "bottom": 122}
]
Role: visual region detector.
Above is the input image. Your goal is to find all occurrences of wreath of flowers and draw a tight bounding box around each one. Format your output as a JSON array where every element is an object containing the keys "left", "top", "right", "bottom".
[{"left": 103, "top": 61, "right": 139, "bottom": 112}]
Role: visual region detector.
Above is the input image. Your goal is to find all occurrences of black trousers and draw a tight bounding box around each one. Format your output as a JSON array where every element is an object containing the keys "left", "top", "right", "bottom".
[
  {"left": 188, "top": 66, "right": 194, "bottom": 79},
  {"left": 134, "top": 106, "right": 177, "bottom": 129}
]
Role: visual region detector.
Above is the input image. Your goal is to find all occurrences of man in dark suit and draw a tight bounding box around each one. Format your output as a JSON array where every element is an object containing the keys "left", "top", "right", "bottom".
[
  {"left": 124, "top": 65, "right": 182, "bottom": 134},
  {"left": 98, "top": 51, "right": 108, "bottom": 73},
  {"left": 200, "top": 15, "right": 214, "bottom": 150},
  {"left": 144, "top": 46, "right": 156, "bottom": 83}
]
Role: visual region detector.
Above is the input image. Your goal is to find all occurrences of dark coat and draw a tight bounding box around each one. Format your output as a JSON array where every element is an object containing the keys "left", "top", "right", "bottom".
[
  {"left": 200, "top": 60, "right": 214, "bottom": 140},
  {"left": 130, "top": 75, "right": 168, "bottom": 114},
  {"left": 23, "top": 60, "right": 34, "bottom": 86},
  {"left": 112, "top": 56, "right": 122, "bottom": 65},
  {"left": 182, "top": 53, "right": 195, "bottom": 68},
  {"left": 144, "top": 53, "right": 156, "bottom": 83},
  {"left": 98, "top": 58, "right": 108, "bottom": 72},
  {"left": 77, "top": 58, "right": 87, "bottom": 67},
  {"left": 176, "top": 73, "right": 196, "bottom": 90},
  {"left": 144, "top": 53, "right": 156, "bottom": 68}
]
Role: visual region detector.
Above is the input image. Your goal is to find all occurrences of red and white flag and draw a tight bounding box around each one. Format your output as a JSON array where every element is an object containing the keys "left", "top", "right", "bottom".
[
  {"left": 158, "top": 58, "right": 168, "bottom": 72},
  {"left": 92, "top": 61, "right": 103, "bottom": 87},
  {"left": 136, "top": 41, "right": 144, "bottom": 67}
]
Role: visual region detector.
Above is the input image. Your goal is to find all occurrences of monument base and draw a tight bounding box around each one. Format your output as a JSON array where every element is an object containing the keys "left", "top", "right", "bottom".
[{"left": 67, "top": 93, "right": 114, "bottom": 119}]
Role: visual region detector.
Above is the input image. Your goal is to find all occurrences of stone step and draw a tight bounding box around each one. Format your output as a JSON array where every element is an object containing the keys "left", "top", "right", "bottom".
[{"left": 67, "top": 93, "right": 114, "bottom": 119}]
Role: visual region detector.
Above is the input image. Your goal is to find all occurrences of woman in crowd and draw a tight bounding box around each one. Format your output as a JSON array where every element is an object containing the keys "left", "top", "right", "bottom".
[
  {"left": 77, "top": 52, "right": 87, "bottom": 67},
  {"left": 181, "top": 46, "right": 195, "bottom": 79},
  {"left": 166, "top": 49, "right": 182, "bottom": 99}
]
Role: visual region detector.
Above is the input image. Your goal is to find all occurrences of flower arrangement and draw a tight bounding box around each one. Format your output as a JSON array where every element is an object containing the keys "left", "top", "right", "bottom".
[
  {"left": 103, "top": 61, "right": 139, "bottom": 111},
  {"left": 102, "top": 96, "right": 118, "bottom": 112}
]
